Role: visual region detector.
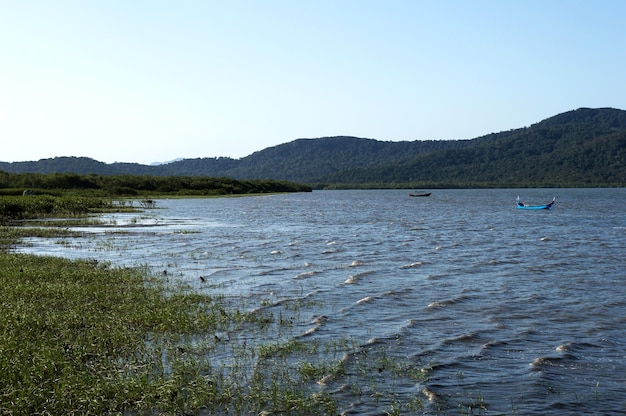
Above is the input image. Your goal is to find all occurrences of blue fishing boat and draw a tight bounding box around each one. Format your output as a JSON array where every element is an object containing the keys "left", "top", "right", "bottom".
[{"left": 517, "top": 196, "right": 556, "bottom": 210}]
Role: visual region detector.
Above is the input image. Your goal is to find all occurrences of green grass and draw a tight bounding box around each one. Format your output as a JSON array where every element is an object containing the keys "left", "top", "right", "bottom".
[
  {"left": 0, "top": 254, "right": 200, "bottom": 413},
  {"left": 0, "top": 195, "right": 111, "bottom": 219},
  {"left": 0, "top": 252, "right": 346, "bottom": 414}
]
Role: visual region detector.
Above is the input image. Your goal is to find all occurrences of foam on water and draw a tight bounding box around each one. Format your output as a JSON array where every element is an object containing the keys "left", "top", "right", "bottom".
[{"left": 343, "top": 270, "right": 374, "bottom": 284}]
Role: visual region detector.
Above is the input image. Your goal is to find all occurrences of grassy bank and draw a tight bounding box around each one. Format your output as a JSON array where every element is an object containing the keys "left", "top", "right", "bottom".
[
  {"left": 1, "top": 253, "right": 210, "bottom": 413},
  {"left": 0, "top": 194, "right": 132, "bottom": 225},
  {"left": 0, "top": 253, "right": 343, "bottom": 414}
]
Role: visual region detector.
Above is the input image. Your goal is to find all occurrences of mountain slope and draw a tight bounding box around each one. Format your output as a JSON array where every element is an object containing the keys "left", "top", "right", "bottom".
[
  {"left": 219, "top": 137, "right": 467, "bottom": 182},
  {"left": 314, "top": 108, "right": 626, "bottom": 186}
]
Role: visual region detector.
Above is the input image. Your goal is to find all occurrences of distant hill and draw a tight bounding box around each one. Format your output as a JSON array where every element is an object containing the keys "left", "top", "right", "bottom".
[
  {"left": 1, "top": 107, "right": 625, "bottom": 187},
  {"left": 316, "top": 107, "right": 626, "bottom": 187}
]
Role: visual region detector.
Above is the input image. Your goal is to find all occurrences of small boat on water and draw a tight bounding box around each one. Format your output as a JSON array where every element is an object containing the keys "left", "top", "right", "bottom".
[
  {"left": 516, "top": 196, "right": 556, "bottom": 210},
  {"left": 409, "top": 192, "right": 431, "bottom": 197}
]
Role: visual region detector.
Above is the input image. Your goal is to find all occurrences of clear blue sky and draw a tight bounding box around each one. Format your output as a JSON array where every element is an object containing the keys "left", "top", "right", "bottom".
[{"left": 2, "top": 1, "right": 625, "bottom": 164}]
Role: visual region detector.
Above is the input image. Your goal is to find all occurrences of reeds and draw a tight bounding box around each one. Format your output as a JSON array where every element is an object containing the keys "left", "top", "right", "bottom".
[{"left": 0, "top": 195, "right": 135, "bottom": 225}]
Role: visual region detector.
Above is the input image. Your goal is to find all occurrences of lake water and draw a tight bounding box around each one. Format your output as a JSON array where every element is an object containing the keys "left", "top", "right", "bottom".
[{"left": 18, "top": 188, "right": 626, "bottom": 414}]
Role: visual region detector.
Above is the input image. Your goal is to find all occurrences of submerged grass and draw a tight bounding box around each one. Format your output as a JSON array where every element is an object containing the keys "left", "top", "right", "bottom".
[
  {"left": 0, "top": 226, "right": 85, "bottom": 251},
  {"left": 0, "top": 252, "right": 346, "bottom": 414},
  {"left": 0, "top": 253, "right": 205, "bottom": 413}
]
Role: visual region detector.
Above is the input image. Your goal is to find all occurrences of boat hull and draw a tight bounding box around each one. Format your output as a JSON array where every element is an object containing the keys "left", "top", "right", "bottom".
[
  {"left": 517, "top": 204, "right": 553, "bottom": 210},
  {"left": 516, "top": 196, "right": 555, "bottom": 210}
]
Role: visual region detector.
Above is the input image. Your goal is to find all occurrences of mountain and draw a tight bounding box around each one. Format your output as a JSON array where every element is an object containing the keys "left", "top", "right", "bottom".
[
  {"left": 317, "top": 107, "right": 626, "bottom": 187},
  {"left": 0, "top": 157, "right": 156, "bottom": 176},
  {"left": 163, "top": 137, "right": 468, "bottom": 183},
  {"left": 1, "top": 107, "right": 625, "bottom": 187}
]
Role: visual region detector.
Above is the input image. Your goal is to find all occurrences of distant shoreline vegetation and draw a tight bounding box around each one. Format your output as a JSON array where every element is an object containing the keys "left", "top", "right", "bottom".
[
  {"left": 0, "top": 172, "right": 312, "bottom": 197},
  {"left": 317, "top": 181, "right": 625, "bottom": 189}
]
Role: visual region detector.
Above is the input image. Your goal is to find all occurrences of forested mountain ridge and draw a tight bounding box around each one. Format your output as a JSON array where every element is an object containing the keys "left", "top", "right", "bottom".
[
  {"left": 1, "top": 107, "right": 625, "bottom": 187},
  {"left": 192, "top": 136, "right": 470, "bottom": 183},
  {"left": 319, "top": 107, "right": 626, "bottom": 187}
]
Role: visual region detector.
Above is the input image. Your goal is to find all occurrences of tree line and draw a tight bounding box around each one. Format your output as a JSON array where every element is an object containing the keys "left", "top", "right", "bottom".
[{"left": 0, "top": 172, "right": 312, "bottom": 196}]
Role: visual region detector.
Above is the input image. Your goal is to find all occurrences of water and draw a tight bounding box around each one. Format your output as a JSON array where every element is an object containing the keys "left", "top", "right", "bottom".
[{"left": 17, "top": 189, "right": 626, "bottom": 414}]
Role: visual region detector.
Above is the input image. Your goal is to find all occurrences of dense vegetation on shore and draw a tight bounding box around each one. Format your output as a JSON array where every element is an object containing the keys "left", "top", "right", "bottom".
[
  {"left": 0, "top": 171, "right": 312, "bottom": 196},
  {"left": 1, "top": 108, "right": 625, "bottom": 188}
]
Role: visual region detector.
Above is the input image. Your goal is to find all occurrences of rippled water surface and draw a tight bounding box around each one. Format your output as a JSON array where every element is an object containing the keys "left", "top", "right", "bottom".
[{"left": 19, "top": 189, "right": 626, "bottom": 414}]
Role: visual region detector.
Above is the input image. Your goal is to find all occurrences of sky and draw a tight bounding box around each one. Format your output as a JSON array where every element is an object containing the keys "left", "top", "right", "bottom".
[{"left": 1, "top": 1, "right": 626, "bottom": 165}]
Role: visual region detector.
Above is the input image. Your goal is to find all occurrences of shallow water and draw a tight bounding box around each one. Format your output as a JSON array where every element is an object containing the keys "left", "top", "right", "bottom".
[{"left": 18, "top": 188, "right": 626, "bottom": 414}]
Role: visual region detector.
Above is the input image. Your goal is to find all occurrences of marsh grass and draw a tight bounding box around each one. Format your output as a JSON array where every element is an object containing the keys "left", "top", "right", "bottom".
[
  {"left": 0, "top": 252, "right": 347, "bottom": 414},
  {"left": 0, "top": 253, "right": 209, "bottom": 413},
  {"left": 23, "top": 217, "right": 108, "bottom": 227},
  {"left": 0, "top": 195, "right": 139, "bottom": 225},
  {"left": 0, "top": 226, "right": 86, "bottom": 251}
]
